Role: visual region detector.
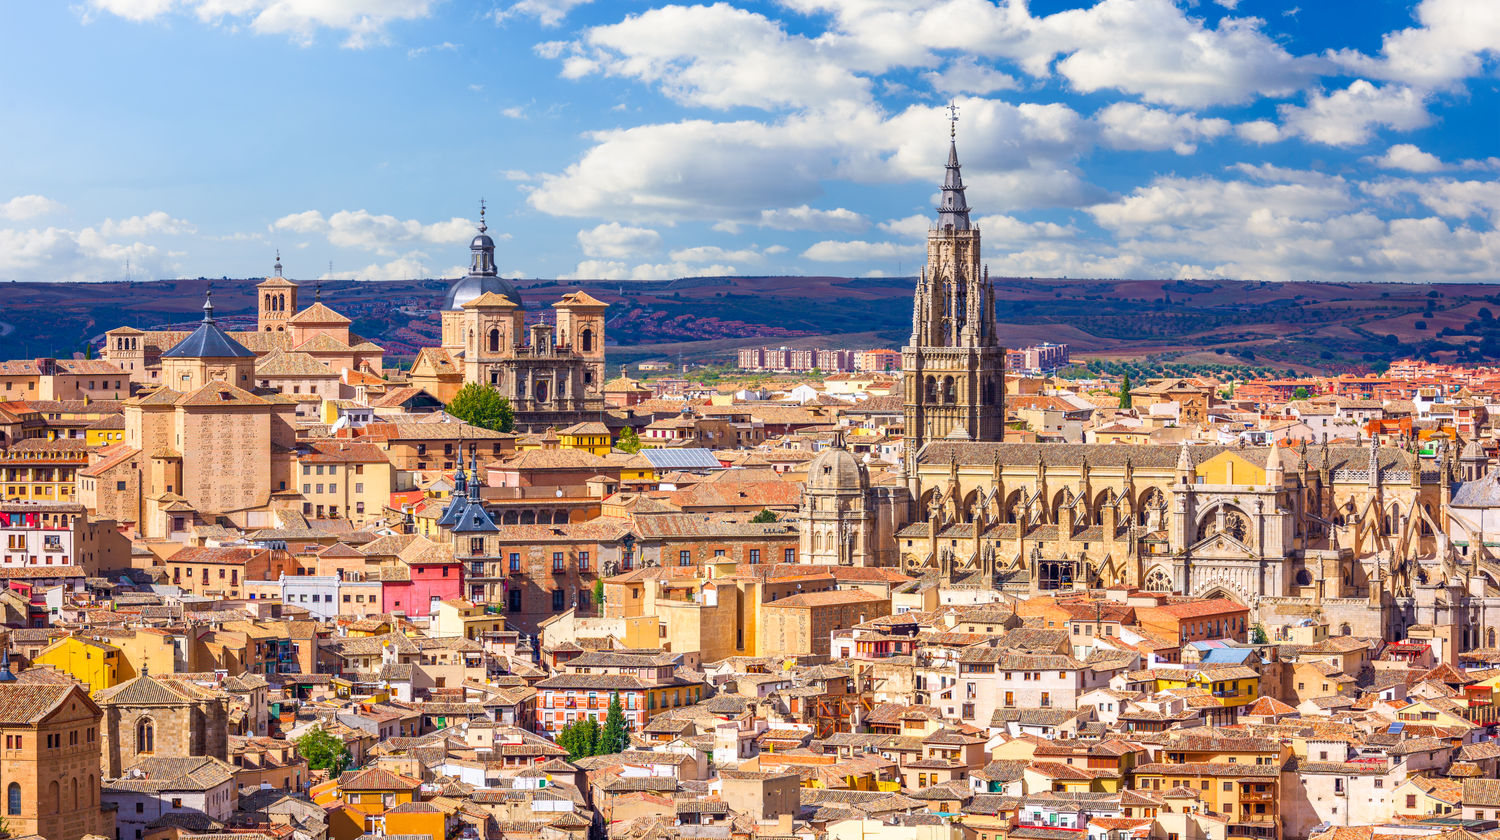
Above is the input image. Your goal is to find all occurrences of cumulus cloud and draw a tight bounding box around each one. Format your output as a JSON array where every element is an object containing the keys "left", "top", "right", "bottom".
[
  {"left": 82, "top": 0, "right": 436, "bottom": 47},
  {"left": 924, "top": 57, "right": 1018, "bottom": 95},
  {"left": 1096, "top": 103, "right": 1231, "bottom": 154},
  {"left": 577, "top": 222, "right": 661, "bottom": 258},
  {"left": 1277, "top": 80, "right": 1431, "bottom": 146},
  {"left": 802, "top": 239, "right": 921, "bottom": 262},
  {"left": 496, "top": 0, "right": 592, "bottom": 27},
  {"left": 1328, "top": 0, "right": 1500, "bottom": 88},
  {"left": 0, "top": 195, "right": 65, "bottom": 221},
  {"left": 273, "top": 209, "right": 479, "bottom": 256},
  {"left": 1367, "top": 143, "right": 1447, "bottom": 172},
  {"left": 321, "top": 256, "right": 465, "bottom": 281},
  {"left": 99, "top": 211, "right": 196, "bottom": 238},
  {"left": 559, "top": 258, "right": 738, "bottom": 281},
  {"left": 752, "top": 206, "right": 867, "bottom": 232},
  {"left": 0, "top": 223, "right": 174, "bottom": 283},
  {"left": 1080, "top": 169, "right": 1500, "bottom": 282}
]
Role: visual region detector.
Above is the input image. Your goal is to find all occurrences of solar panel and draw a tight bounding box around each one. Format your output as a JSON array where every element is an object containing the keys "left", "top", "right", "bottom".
[
  {"left": 1388, "top": 722, "right": 1404, "bottom": 734},
  {"left": 641, "top": 448, "right": 723, "bottom": 470}
]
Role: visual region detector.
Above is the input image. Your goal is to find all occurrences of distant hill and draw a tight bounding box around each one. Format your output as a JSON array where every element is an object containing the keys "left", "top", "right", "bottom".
[{"left": 4, "top": 274, "right": 1497, "bottom": 373}]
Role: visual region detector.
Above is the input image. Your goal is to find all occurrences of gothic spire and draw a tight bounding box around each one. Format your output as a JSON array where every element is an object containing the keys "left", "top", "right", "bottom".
[{"left": 936, "top": 103, "right": 971, "bottom": 231}]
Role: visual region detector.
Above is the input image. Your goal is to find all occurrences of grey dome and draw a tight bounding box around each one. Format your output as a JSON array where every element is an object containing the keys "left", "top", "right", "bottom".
[
  {"left": 162, "top": 293, "right": 255, "bottom": 359},
  {"left": 443, "top": 274, "right": 523, "bottom": 311},
  {"left": 807, "top": 443, "right": 868, "bottom": 493},
  {"left": 471, "top": 232, "right": 495, "bottom": 250}
]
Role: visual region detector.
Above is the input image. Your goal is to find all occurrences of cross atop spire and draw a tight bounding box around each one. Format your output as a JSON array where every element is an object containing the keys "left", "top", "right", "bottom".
[
  {"left": 478, "top": 198, "right": 487, "bottom": 234},
  {"left": 947, "top": 101, "right": 959, "bottom": 140}
]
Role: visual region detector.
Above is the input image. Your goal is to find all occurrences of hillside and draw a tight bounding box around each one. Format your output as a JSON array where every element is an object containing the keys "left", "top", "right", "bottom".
[{"left": 4, "top": 275, "right": 1498, "bottom": 373}]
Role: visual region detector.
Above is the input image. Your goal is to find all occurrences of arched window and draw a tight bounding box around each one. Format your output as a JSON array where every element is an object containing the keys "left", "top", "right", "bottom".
[
  {"left": 942, "top": 376, "right": 956, "bottom": 404},
  {"left": 138, "top": 718, "right": 154, "bottom": 754},
  {"left": 47, "top": 781, "right": 58, "bottom": 814},
  {"left": 581, "top": 328, "right": 594, "bottom": 353},
  {"left": 924, "top": 376, "right": 937, "bottom": 403},
  {"left": 488, "top": 328, "right": 501, "bottom": 353},
  {"left": 71, "top": 777, "right": 78, "bottom": 808},
  {"left": 6, "top": 782, "right": 18, "bottom": 815}
]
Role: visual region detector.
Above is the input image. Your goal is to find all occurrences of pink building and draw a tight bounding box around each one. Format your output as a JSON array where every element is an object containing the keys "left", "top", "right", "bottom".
[{"left": 382, "top": 554, "right": 464, "bottom": 618}]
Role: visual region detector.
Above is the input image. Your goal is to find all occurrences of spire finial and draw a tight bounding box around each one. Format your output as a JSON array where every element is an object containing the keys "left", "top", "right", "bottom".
[
  {"left": 947, "top": 100, "right": 959, "bottom": 141},
  {"left": 315, "top": 279, "right": 321, "bottom": 303},
  {"left": 202, "top": 287, "right": 215, "bottom": 324},
  {"left": 478, "top": 198, "right": 487, "bottom": 234}
]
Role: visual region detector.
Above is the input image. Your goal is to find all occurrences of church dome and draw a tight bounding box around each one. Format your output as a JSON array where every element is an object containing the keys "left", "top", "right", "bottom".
[
  {"left": 443, "top": 275, "right": 522, "bottom": 311},
  {"left": 807, "top": 439, "right": 868, "bottom": 493}
]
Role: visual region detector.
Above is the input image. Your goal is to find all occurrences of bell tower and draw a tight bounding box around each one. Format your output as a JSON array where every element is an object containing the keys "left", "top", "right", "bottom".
[
  {"left": 257, "top": 251, "right": 298, "bottom": 332},
  {"left": 902, "top": 107, "right": 1006, "bottom": 486}
]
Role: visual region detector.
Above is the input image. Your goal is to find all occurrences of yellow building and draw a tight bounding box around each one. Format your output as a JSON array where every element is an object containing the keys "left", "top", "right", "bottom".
[
  {"left": 382, "top": 801, "right": 448, "bottom": 840},
  {"left": 293, "top": 441, "right": 397, "bottom": 526},
  {"left": 558, "top": 421, "right": 613, "bottom": 456},
  {"left": 32, "top": 635, "right": 123, "bottom": 693},
  {"left": 1129, "top": 666, "right": 1260, "bottom": 724},
  {"left": 0, "top": 440, "right": 88, "bottom": 501},
  {"left": 312, "top": 766, "right": 423, "bottom": 837},
  {"left": 1132, "top": 762, "right": 1279, "bottom": 828},
  {"left": 430, "top": 599, "right": 506, "bottom": 640}
]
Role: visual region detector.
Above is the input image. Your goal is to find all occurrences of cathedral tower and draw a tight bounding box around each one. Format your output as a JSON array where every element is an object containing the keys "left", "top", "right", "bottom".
[{"left": 902, "top": 118, "right": 1006, "bottom": 484}]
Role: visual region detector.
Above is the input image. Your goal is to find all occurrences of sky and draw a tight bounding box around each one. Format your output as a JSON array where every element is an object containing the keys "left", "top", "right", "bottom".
[{"left": 0, "top": 0, "right": 1496, "bottom": 285}]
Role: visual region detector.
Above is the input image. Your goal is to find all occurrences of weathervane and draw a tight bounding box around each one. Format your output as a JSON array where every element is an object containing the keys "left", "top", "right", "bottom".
[{"left": 947, "top": 101, "right": 959, "bottom": 140}]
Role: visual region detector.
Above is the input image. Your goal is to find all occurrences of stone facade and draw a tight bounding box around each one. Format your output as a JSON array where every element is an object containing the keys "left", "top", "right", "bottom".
[
  {"left": 0, "top": 684, "right": 113, "bottom": 840},
  {"left": 94, "top": 673, "right": 231, "bottom": 778}
]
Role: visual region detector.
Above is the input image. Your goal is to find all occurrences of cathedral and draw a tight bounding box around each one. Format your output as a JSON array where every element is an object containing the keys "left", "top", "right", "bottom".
[
  {"left": 409, "top": 208, "right": 609, "bottom": 433},
  {"left": 878, "top": 128, "right": 1500, "bottom": 657}
]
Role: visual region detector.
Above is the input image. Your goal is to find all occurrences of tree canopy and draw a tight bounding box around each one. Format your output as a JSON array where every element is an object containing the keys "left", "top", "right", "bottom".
[
  {"left": 557, "top": 693, "right": 631, "bottom": 760},
  {"left": 616, "top": 426, "right": 643, "bottom": 454},
  {"left": 296, "top": 727, "right": 352, "bottom": 777},
  {"left": 749, "top": 509, "right": 779, "bottom": 523},
  {"left": 447, "top": 382, "right": 515, "bottom": 433}
]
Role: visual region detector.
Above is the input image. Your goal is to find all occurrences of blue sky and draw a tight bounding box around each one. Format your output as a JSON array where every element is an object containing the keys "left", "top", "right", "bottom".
[{"left": 0, "top": 0, "right": 1495, "bottom": 284}]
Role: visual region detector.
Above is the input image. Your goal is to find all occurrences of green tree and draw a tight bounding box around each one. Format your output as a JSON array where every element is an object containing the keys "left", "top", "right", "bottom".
[
  {"left": 592, "top": 577, "right": 605, "bottom": 608},
  {"left": 1119, "top": 373, "right": 1132, "bottom": 408},
  {"left": 296, "top": 727, "right": 352, "bottom": 777},
  {"left": 616, "top": 426, "right": 643, "bottom": 454},
  {"left": 1293, "top": 386, "right": 1310, "bottom": 400},
  {"left": 600, "top": 692, "right": 630, "bottom": 755},
  {"left": 447, "top": 382, "right": 515, "bottom": 433},
  {"left": 749, "top": 509, "right": 779, "bottom": 523},
  {"left": 1251, "top": 624, "right": 1269, "bottom": 645}
]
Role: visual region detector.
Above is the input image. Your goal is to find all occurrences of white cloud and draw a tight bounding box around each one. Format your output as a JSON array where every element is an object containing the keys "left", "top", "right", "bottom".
[
  {"left": 802, "top": 239, "right": 921, "bottom": 262},
  {"left": 0, "top": 195, "right": 65, "bottom": 221},
  {"left": 551, "top": 3, "right": 870, "bottom": 110},
  {"left": 501, "top": 105, "right": 528, "bottom": 119},
  {"left": 1080, "top": 169, "right": 1500, "bottom": 282},
  {"left": 1365, "top": 178, "right": 1500, "bottom": 224},
  {"left": 1367, "top": 143, "right": 1446, "bottom": 173},
  {"left": 1277, "top": 80, "right": 1431, "bottom": 146},
  {"left": 753, "top": 205, "right": 867, "bottom": 232},
  {"left": 577, "top": 223, "right": 661, "bottom": 258},
  {"left": 273, "top": 209, "right": 479, "bottom": 255},
  {"left": 668, "top": 245, "right": 765, "bottom": 263},
  {"left": 559, "top": 258, "right": 737, "bottom": 281},
  {"left": 322, "top": 255, "right": 464, "bottom": 281},
  {"left": 99, "top": 211, "right": 196, "bottom": 238},
  {"left": 0, "top": 222, "right": 180, "bottom": 283},
  {"left": 83, "top": 0, "right": 436, "bottom": 48},
  {"left": 496, "top": 0, "right": 592, "bottom": 27},
  {"left": 1096, "top": 103, "right": 1231, "bottom": 154},
  {"left": 1235, "top": 119, "right": 1283, "bottom": 144},
  {"left": 1329, "top": 0, "right": 1500, "bottom": 88},
  {"left": 924, "top": 57, "right": 1018, "bottom": 96}
]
